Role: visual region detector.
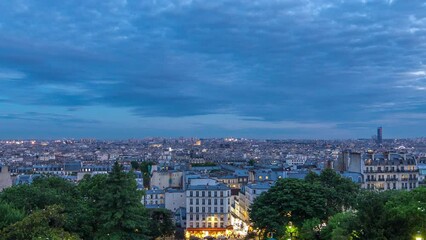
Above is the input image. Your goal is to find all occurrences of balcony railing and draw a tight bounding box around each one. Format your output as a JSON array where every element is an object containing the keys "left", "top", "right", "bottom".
[{"left": 363, "top": 169, "right": 419, "bottom": 173}]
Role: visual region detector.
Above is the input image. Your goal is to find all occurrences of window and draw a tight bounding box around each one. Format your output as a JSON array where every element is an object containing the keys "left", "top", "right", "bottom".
[
  {"left": 214, "top": 207, "right": 217, "bottom": 213},
  {"left": 202, "top": 199, "right": 205, "bottom": 205},
  {"left": 196, "top": 199, "right": 199, "bottom": 205},
  {"left": 214, "top": 199, "right": 217, "bottom": 205},
  {"left": 196, "top": 207, "right": 199, "bottom": 212},
  {"left": 190, "top": 191, "right": 193, "bottom": 197},
  {"left": 196, "top": 191, "right": 199, "bottom": 197},
  {"left": 208, "top": 199, "right": 211, "bottom": 205},
  {"left": 220, "top": 207, "right": 223, "bottom": 213},
  {"left": 190, "top": 207, "right": 193, "bottom": 212},
  {"left": 190, "top": 199, "right": 193, "bottom": 204},
  {"left": 202, "top": 191, "right": 205, "bottom": 197},
  {"left": 208, "top": 191, "right": 211, "bottom": 197}
]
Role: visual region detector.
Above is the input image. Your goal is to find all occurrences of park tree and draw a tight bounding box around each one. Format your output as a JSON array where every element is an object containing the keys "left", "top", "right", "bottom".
[
  {"left": 147, "top": 208, "right": 176, "bottom": 239},
  {"left": 250, "top": 178, "right": 329, "bottom": 238},
  {"left": 320, "top": 212, "right": 357, "bottom": 240},
  {"left": 305, "top": 169, "right": 360, "bottom": 213},
  {"left": 299, "top": 218, "right": 321, "bottom": 240},
  {"left": 92, "top": 161, "right": 149, "bottom": 239},
  {"left": 0, "top": 205, "right": 80, "bottom": 240},
  {"left": 0, "top": 176, "right": 93, "bottom": 239},
  {"left": 382, "top": 187, "right": 426, "bottom": 239},
  {"left": 131, "top": 161, "right": 140, "bottom": 170},
  {"left": 0, "top": 201, "right": 25, "bottom": 230},
  {"left": 250, "top": 170, "right": 360, "bottom": 239}
]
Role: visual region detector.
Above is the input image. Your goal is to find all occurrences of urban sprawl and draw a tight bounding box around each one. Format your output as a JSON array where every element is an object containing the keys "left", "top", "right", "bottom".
[{"left": 1, "top": 131, "right": 426, "bottom": 239}]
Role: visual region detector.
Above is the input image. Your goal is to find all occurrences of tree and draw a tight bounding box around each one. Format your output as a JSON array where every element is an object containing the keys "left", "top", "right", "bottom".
[
  {"left": 0, "top": 205, "right": 80, "bottom": 240},
  {"left": 0, "top": 201, "right": 25, "bottom": 230},
  {"left": 0, "top": 176, "right": 77, "bottom": 214},
  {"left": 320, "top": 212, "right": 357, "bottom": 240},
  {"left": 77, "top": 174, "right": 109, "bottom": 239},
  {"left": 93, "top": 161, "right": 149, "bottom": 239},
  {"left": 250, "top": 178, "right": 329, "bottom": 238},
  {"left": 131, "top": 161, "right": 140, "bottom": 170},
  {"left": 140, "top": 161, "right": 154, "bottom": 188},
  {"left": 299, "top": 218, "right": 321, "bottom": 240},
  {"left": 382, "top": 187, "right": 426, "bottom": 239},
  {"left": 0, "top": 176, "right": 92, "bottom": 239},
  {"left": 248, "top": 159, "right": 255, "bottom": 166},
  {"left": 305, "top": 169, "right": 359, "bottom": 213},
  {"left": 147, "top": 208, "right": 176, "bottom": 239}
]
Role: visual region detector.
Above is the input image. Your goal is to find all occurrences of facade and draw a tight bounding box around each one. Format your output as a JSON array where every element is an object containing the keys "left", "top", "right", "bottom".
[
  {"left": 0, "top": 165, "right": 13, "bottom": 191},
  {"left": 142, "top": 188, "right": 165, "bottom": 208},
  {"left": 150, "top": 170, "right": 183, "bottom": 190},
  {"left": 285, "top": 154, "right": 307, "bottom": 166},
  {"left": 165, "top": 189, "right": 186, "bottom": 212},
  {"left": 185, "top": 183, "right": 231, "bottom": 239},
  {"left": 215, "top": 175, "right": 241, "bottom": 189},
  {"left": 231, "top": 182, "right": 273, "bottom": 236},
  {"left": 363, "top": 153, "right": 419, "bottom": 190}
]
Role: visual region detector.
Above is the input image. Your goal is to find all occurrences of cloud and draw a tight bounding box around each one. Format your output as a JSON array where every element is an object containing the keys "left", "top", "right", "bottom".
[
  {"left": 1, "top": 0, "right": 426, "bottom": 137},
  {"left": 0, "top": 69, "right": 26, "bottom": 80}
]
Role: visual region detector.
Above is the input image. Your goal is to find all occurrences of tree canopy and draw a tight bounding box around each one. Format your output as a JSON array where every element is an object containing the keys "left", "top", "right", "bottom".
[
  {"left": 250, "top": 169, "right": 426, "bottom": 240},
  {"left": 0, "top": 161, "right": 172, "bottom": 240}
]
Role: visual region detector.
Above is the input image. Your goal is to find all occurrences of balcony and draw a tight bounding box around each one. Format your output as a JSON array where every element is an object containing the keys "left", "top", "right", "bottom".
[
  {"left": 363, "top": 169, "right": 419, "bottom": 174},
  {"left": 385, "top": 178, "right": 398, "bottom": 181}
]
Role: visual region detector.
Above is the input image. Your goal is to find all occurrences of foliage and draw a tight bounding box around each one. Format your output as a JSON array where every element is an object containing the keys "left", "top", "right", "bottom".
[
  {"left": 131, "top": 161, "right": 140, "bottom": 170},
  {"left": 248, "top": 159, "right": 256, "bottom": 166},
  {"left": 382, "top": 187, "right": 426, "bottom": 239},
  {"left": 140, "top": 161, "right": 154, "bottom": 188},
  {"left": 0, "top": 205, "right": 80, "bottom": 240},
  {"left": 147, "top": 208, "right": 176, "bottom": 239},
  {"left": 191, "top": 162, "right": 217, "bottom": 167},
  {"left": 250, "top": 170, "right": 360, "bottom": 239},
  {"left": 320, "top": 212, "right": 357, "bottom": 240},
  {"left": 0, "top": 163, "right": 153, "bottom": 240},
  {"left": 250, "top": 178, "right": 329, "bottom": 237},
  {"left": 93, "top": 161, "right": 149, "bottom": 239},
  {"left": 299, "top": 218, "right": 321, "bottom": 240},
  {"left": 0, "top": 201, "right": 25, "bottom": 230},
  {"left": 0, "top": 176, "right": 76, "bottom": 213},
  {"left": 305, "top": 169, "right": 360, "bottom": 212}
]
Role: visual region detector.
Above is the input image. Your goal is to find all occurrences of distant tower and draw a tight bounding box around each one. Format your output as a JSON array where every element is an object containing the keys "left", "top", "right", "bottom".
[{"left": 377, "top": 127, "right": 383, "bottom": 144}]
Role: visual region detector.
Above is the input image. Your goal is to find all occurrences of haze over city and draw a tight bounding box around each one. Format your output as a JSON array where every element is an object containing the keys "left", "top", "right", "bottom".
[{"left": 1, "top": 0, "right": 426, "bottom": 139}]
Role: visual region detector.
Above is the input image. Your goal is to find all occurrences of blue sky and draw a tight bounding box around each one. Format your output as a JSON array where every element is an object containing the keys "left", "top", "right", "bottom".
[{"left": 1, "top": 0, "right": 426, "bottom": 139}]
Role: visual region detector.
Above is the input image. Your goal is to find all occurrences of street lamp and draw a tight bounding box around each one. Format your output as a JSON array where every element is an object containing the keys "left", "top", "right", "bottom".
[{"left": 415, "top": 231, "right": 423, "bottom": 240}]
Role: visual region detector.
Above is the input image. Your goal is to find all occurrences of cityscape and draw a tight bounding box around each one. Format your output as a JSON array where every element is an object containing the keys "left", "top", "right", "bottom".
[
  {"left": 1, "top": 0, "right": 426, "bottom": 239},
  {"left": 1, "top": 128, "right": 426, "bottom": 239}
]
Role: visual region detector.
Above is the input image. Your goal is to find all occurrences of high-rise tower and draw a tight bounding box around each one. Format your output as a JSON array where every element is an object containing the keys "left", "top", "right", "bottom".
[{"left": 377, "top": 127, "right": 383, "bottom": 144}]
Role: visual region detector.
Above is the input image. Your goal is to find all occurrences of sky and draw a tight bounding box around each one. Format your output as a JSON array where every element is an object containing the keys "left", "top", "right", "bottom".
[{"left": 1, "top": 0, "right": 426, "bottom": 139}]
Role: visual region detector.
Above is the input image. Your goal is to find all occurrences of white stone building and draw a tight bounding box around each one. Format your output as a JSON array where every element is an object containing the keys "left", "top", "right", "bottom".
[{"left": 185, "top": 182, "right": 231, "bottom": 239}]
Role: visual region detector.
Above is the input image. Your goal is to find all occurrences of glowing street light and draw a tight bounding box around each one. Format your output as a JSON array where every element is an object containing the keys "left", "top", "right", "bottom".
[{"left": 415, "top": 231, "right": 423, "bottom": 240}]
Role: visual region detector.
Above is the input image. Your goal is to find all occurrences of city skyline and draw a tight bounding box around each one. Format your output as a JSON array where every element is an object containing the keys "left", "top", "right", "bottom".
[{"left": 1, "top": 1, "right": 426, "bottom": 139}]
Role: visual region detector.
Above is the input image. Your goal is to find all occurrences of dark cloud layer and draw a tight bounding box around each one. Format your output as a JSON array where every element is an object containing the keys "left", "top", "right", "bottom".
[{"left": 1, "top": 0, "right": 426, "bottom": 138}]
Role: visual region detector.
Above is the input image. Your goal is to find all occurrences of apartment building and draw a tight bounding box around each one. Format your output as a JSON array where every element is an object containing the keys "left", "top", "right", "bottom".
[
  {"left": 185, "top": 183, "right": 231, "bottom": 239},
  {"left": 363, "top": 152, "right": 419, "bottom": 190}
]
